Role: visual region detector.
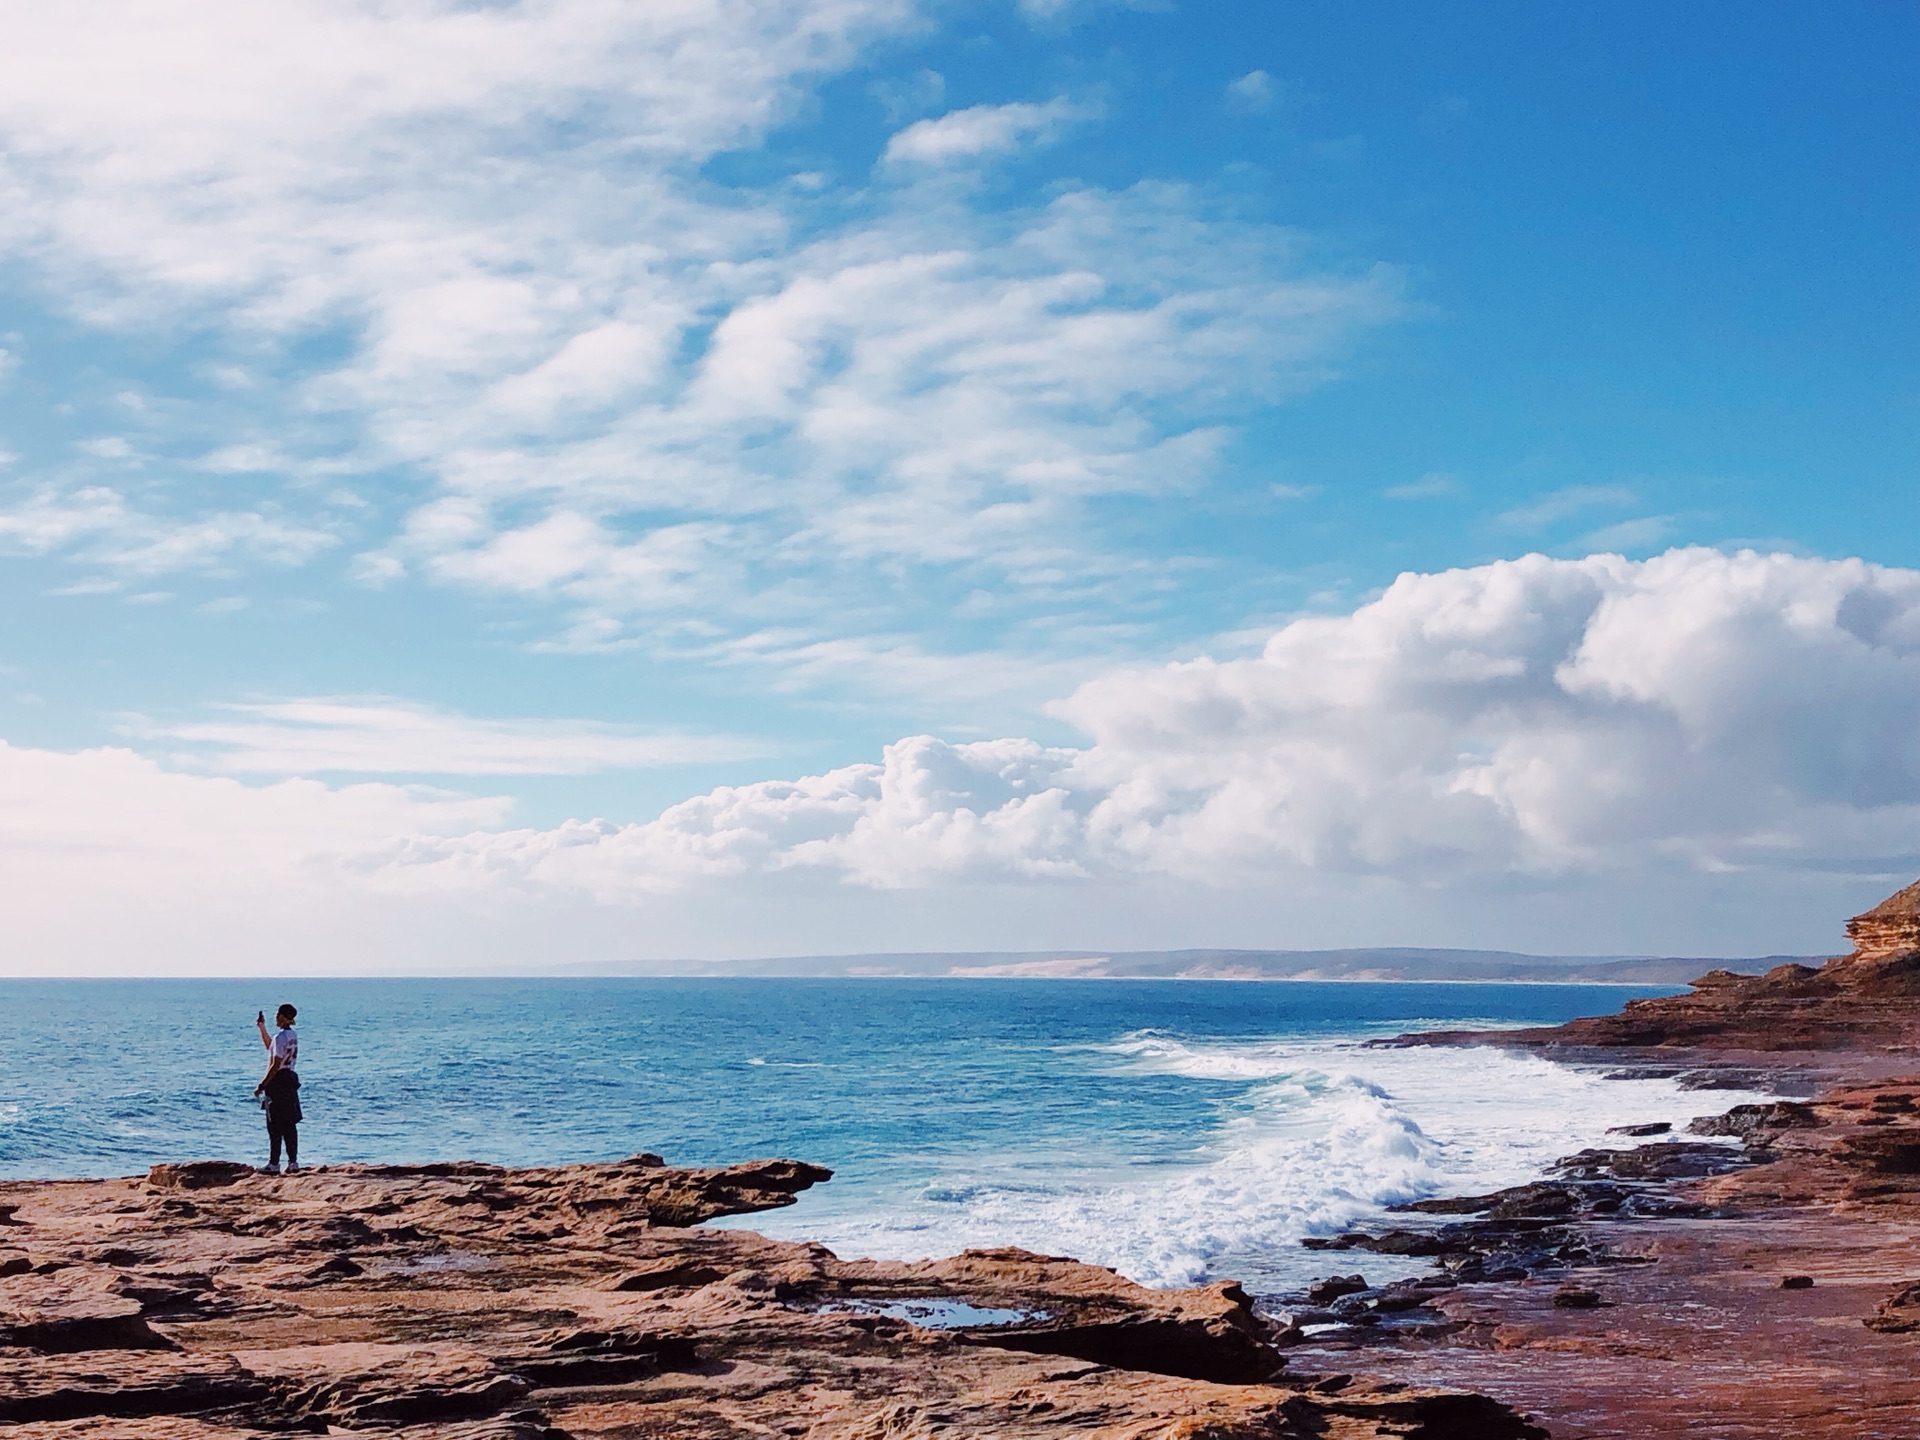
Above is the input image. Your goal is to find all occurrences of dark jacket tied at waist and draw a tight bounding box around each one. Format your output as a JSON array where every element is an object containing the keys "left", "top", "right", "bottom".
[{"left": 263, "top": 1067, "right": 302, "bottom": 1127}]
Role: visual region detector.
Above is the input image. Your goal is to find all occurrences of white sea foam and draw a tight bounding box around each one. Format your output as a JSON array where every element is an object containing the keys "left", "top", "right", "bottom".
[{"left": 743, "top": 1036, "right": 1774, "bottom": 1291}]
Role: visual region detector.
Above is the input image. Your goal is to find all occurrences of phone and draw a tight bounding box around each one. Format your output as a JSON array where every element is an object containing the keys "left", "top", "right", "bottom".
[{"left": 257, "top": 1011, "right": 265, "bottom": 1024}]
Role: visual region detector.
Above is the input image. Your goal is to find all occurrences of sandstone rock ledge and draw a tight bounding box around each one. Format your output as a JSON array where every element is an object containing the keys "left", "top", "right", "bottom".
[
  {"left": 0, "top": 1155, "right": 1542, "bottom": 1439},
  {"left": 1403, "top": 879, "right": 1920, "bottom": 1060}
]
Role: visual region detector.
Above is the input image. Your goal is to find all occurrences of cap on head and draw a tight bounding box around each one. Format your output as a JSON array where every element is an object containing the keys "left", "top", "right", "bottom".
[{"left": 276, "top": 1004, "right": 297, "bottom": 1024}]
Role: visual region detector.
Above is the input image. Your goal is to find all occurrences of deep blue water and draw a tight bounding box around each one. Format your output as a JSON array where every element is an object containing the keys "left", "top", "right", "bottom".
[{"left": 0, "top": 978, "right": 1744, "bottom": 1290}]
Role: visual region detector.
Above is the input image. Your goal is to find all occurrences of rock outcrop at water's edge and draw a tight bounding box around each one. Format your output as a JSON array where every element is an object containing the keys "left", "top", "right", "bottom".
[
  {"left": 1268, "top": 1072, "right": 1920, "bottom": 1437},
  {"left": 0, "top": 1153, "right": 1546, "bottom": 1439},
  {"left": 1301, "top": 875, "right": 1920, "bottom": 1436},
  {"left": 1405, "top": 877, "right": 1920, "bottom": 1056}
]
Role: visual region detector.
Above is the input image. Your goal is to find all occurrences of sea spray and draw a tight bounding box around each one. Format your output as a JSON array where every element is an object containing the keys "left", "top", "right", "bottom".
[{"left": 740, "top": 1034, "right": 1773, "bottom": 1290}]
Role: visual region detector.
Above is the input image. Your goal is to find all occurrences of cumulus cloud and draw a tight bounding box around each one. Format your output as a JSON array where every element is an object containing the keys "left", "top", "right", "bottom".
[
  {"left": 369, "top": 548, "right": 1920, "bottom": 895},
  {"left": 144, "top": 699, "right": 765, "bottom": 776},
  {"left": 1225, "top": 71, "right": 1278, "bottom": 114},
  {"left": 6, "top": 548, "right": 1917, "bottom": 970},
  {"left": 365, "top": 735, "right": 1093, "bottom": 901}
]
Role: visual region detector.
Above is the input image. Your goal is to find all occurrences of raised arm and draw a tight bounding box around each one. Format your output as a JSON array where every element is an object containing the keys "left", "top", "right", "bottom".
[{"left": 256, "top": 1011, "right": 272, "bottom": 1051}]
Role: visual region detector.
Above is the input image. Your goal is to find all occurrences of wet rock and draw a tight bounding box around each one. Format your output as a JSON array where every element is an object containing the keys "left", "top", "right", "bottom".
[
  {"left": 1360, "top": 1287, "right": 1434, "bottom": 1315},
  {"left": 1553, "top": 1142, "right": 1765, "bottom": 1182},
  {"left": 1607, "top": 1121, "right": 1672, "bottom": 1136},
  {"left": 1687, "top": 1102, "right": 1820, "bottom": 1139},
  {"left": 1306, "top": 1273, "right": 1369, "bottom": 1305},
  {"left": 1396, "top": 1181, "right": 1588, "bottom": 1221}
]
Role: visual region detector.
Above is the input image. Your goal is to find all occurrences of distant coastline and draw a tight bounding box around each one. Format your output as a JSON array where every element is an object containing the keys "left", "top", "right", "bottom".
[
  {"left": 0, "top": 948, "right": 1826, "bottom": 984},
  {"left": 525, "top": 947, "right": 1824, "bottom": 987}
]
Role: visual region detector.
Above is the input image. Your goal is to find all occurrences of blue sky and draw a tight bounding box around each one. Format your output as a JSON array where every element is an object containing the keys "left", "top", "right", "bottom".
[{"left": 0, "top": 1, "right": 1915, "bottom": 971}]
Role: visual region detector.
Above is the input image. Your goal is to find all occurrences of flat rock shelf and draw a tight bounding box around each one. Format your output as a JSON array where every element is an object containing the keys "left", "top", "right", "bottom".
[{"left": 0, "top": 1154, "right": 1540, "bottom": 1439}]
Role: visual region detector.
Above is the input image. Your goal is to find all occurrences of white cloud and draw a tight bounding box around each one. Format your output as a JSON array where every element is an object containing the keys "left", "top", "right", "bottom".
[
  {"left": 1498, "top": 484, "right": 1636, "bottom": 530},
  {"left": 0, "top": 1, "right": 917, "bottom": 320},
  {"left": 0, "top": 486, "right": 336, "bottom": 578},
  {"left": 372, "top": 184, "right": 1401, "bottom": 655},
  {"left": 1225, "top": 71, "right": 1277, "bottom": 114},
  {"left": 0, "top": 739, "right": 504, "bottom": 886},
  {"left": 6, "top": 548, "right": 1918, "bottom": 970},
  {"left": 0, "top": 3, "right": 1403, "bottom": 673},
  {"left": 1578, "top": 515, "right": 1676, "bottom": 552},
  {"left": 0, "top": 487, "right": 126, "bottom": 553},
  {"left": 1384, "top": 471, "right": 1459, "bottom": 500},
  {"left": 372, "top": 547, "right": 1920, "bottom": 895},
  {"left": 882, "top": 98, "right": 1087, "bottom": 165},
  {"left": 146, "top": 698, "right": 762, "bottom": 776}
]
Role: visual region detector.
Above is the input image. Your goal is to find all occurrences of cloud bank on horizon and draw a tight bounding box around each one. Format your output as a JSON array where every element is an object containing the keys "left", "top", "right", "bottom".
[
  {"left": 8, "top": 548, "right": 1920, "bottom": 970},
  {"left": 0, "top": 2, "right": 1912, "bottom": 971}
]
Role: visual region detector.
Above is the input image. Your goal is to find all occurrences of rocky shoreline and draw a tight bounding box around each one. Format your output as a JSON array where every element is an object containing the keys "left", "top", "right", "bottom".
[
  {"left": 0, "top": 1153, "right": 1539, "bottom": 1439},
  {"left": 5, "top": 881, "right": 1920, "bottom": 1437},
  {"left": 1264, "top": 877, "right": 1920, "bottom": 1436}
]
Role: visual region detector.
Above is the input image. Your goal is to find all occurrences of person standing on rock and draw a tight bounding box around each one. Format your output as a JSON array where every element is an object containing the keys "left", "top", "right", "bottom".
[{"left": 253, "top": 1004, "right": 303, "bottom": 1175}]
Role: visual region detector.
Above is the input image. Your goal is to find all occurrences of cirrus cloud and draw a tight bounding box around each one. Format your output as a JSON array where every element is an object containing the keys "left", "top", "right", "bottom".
[
  {"left": 882, "top": 98, "right": 1090, "bottom": 165},
  {"left": 0, "top": 0, "right": 1403, "bottom": 682}
]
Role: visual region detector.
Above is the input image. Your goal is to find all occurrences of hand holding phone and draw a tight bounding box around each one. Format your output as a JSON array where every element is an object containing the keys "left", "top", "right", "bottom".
[{"left": 257, "top": 1010, "right": 266, "bottom": 1025}]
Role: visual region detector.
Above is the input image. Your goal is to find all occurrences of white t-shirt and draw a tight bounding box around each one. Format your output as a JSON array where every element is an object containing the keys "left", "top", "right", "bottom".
[{"left": 271, "top": 1027, "right": 298, "bottom": 1072}]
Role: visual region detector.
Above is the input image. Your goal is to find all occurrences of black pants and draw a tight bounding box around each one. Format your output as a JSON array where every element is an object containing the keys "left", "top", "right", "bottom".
[{"left": 268, "top": 1117, "right": 298, "bottom": 1167}]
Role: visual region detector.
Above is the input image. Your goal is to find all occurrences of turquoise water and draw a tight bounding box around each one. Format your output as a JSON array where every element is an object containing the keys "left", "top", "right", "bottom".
[{"left": 0, "top": 979, "right": 1757, "bottom": 1290}]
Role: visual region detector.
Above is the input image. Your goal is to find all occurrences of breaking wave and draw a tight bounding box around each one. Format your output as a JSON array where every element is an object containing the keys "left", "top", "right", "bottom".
[{"left": 748, "top": 1033, "right": 1771, "bottom": 1290}]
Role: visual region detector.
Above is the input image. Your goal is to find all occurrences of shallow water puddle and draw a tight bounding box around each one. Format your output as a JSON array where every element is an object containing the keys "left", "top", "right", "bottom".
[{"left": 826, "top": 1297, "right": 1050, "bottom": 1328}]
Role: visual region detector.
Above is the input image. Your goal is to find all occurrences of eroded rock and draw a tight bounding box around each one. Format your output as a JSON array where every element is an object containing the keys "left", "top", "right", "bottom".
[{"left": 0, "top": 1156, "right": 1541, "bottom": 1437}]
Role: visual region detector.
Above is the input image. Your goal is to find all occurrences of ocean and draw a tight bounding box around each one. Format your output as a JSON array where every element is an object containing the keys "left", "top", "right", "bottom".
[{"left": 0, "top": 978, "right": 1768, "bottom": 1293}]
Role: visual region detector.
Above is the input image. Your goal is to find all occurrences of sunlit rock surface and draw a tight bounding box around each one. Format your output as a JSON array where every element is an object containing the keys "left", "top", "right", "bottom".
[{"left": 0, "top": 1154, "right": 1539, "bottom": 1438}]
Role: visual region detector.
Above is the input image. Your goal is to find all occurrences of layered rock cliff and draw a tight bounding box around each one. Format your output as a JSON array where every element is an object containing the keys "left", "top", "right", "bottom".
[{"left": 1475, "top": 877, "right": 1920, "bottom": 1053}]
